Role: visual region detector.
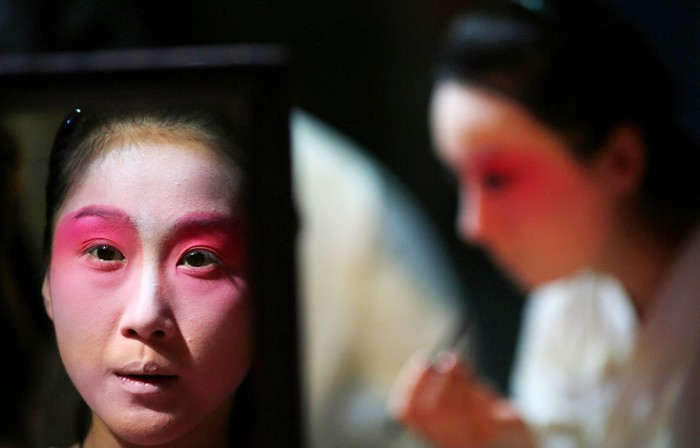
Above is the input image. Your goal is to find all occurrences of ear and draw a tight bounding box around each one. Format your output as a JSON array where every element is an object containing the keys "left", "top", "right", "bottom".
[
  {"left": 42, "top": 275, "right": 54, "bottom": 321},
  {"left": 592, "top": 123, "right": 646, "bottom": 196}
]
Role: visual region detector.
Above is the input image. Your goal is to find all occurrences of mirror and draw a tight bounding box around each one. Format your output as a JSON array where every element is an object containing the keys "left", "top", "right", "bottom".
[{"left": 0, "top": 46, "right": 300, "bottom": 448}]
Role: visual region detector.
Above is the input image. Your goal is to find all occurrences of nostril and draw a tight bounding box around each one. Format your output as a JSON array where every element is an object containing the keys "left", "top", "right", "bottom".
[{"left": 123, "top": 328, "right": 167, "bottom": 339}]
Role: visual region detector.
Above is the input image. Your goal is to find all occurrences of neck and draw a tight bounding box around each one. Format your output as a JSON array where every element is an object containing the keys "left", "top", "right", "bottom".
[{"left": 600, "top": 206, "right": 694, "bottom": 322}]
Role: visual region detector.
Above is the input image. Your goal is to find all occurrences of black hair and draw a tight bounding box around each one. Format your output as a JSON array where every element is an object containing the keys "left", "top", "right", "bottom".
[
  {"left": 435, "top": 0, "right": 699, "bottom": 214},
  {"left": 0, "top": 126, "right": 20, "bottom": 245}
]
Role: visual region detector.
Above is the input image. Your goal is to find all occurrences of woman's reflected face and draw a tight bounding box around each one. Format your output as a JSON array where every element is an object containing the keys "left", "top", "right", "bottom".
[
  {"left": 431, "top": 82, "right": 614, "bottom": 288},
  {"left": 43, "top": 136, "right": 250, "bottom": 445}
]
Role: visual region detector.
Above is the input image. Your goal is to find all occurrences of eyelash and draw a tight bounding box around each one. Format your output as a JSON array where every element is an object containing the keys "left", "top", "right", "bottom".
[
  {"left": 84, "top": 244, "right": 124, "bottom": 260},
  {"left": 177, "top": 249, "right": 222, "bottom": 268},
  {"left": 481, "top": 171, "right": 514, "bottom": 191},
  {"left": 83, "top": 243, "right": 126, "bottom": 271},
  {"left": 176, "top": 248, "right": 231, "bottom": 281},
  {"left": 81, "top": 243, "right": 227, "bottom": 277}
]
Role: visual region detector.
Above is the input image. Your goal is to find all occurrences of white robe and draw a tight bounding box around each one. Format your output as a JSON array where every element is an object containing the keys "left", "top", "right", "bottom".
[
  {"left": 605, "top": 224, "right": 700, "bottom": 448},
  {"left": 512, "top": 224, "right": 700, "bottom": 448},
  {"left": 511, "top": 270, "right": 637, "bottom": 447}
]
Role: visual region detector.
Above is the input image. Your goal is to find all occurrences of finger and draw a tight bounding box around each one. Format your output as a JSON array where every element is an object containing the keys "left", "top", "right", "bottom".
[
  {"left": 388, "top": 350, "right": 433, "bottom": 419},
  {"left": 434, "top": 350, "right": 475, "bottom": 379},
  {"left": 418, "top": 352, "right": 478, "bottom": 417},
  {"left": 394, "top": 353, "right": 464, "bottom": 423},
  {"left": 491, "top": 398, "right": 521, "bottom": 421},
  {"left": 433, "top": 351, "right": 458, "bottom": 374},
  {"left": 427, "top": 352, "right": 465, "bottom": 410}
]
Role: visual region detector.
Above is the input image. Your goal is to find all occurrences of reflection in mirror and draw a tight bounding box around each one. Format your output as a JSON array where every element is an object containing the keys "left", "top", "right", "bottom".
[
  {"left": 43, "top": 107, "right": 251, "bottom": 448},
  {"left": 0, "top": 47, "right": 299, "bottom": 448}
]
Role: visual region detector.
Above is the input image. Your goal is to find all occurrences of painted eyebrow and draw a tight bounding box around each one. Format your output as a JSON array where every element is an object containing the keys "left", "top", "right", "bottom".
[
  {"left": 171, "top": 212, "right": 238, "bottom": 231},
  {"left": 165, "top": 213, "right": 241, "bottom": 257},
  {"left": 72, "top": 205, "right": 133, "bottom": 224}
]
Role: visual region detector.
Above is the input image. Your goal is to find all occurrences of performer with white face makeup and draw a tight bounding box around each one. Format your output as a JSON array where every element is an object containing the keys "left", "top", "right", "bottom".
[
  {"left": 390, "top": 0, "right": 700, "bottom": 446},
  {"left": 41, "top": 109, "right": 252, "bottom": 448}
]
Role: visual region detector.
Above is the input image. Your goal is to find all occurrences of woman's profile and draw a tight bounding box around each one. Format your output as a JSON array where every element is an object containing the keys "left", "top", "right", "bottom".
[
  {"left": 41, "top": 108, "right": 252, "bottom": 447},
  {"left": 390, "top": 0, "right": 700, "bottom": 446}
]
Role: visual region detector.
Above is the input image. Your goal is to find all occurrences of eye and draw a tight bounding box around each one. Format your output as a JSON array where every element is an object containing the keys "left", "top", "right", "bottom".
[
  {"left": 86, "top": 244, "right": 125, "bottom": 262},
  {"left": 482, "top": 172, "right": 512, "bottom": 191},
  {"left": 178, "top": 249, "right": 221, "bottom": 268}
]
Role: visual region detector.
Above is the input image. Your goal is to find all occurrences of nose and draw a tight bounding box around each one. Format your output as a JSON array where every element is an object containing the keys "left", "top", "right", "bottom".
[
  {"left": 457, "top": 187, "right": 491, "bottom": 245},
  {"left": 119, "top": 265, "right": 176, "bottom": 341}
]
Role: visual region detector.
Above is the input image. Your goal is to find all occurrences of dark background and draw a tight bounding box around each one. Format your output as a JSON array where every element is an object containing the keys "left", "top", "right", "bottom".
[{"left": 2, "top": 0, "right": 698, "bottom": 420}]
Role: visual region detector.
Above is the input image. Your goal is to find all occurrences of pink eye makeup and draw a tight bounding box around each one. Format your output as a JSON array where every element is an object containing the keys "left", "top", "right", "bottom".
[
  {"left": 169, "top": 212, "right": 246, "bottom": 280},
  {"left": 52, "top": 206, "right": 138, "bottom": 270},
  {"left": 480, "top": 169, "right": 516, "bottom": 191},
  {"left": 52, "top": 207, "right": 245, "bottom": 283},
  {"left": 85, "top": 244, "right": 125, "bottom": 262},
  {"left": 176, "top": 248, "right": 226, "bottom": 280},
  {"left": 468, "top": 149, "right": 538, "bottom": 195},
  {"left": 462, "top": 161, "right": 515, "bottom": 195},
  {"left": 82, "top": 244, "right": 127, "bottom": 272},
  {"left": 178, "top": 249, "right": 221, "bottom": 268}
]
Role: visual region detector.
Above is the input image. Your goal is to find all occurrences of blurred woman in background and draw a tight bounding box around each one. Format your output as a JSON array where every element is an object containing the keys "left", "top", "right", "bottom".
[{"left": 391, "top": 0, "right": 700, "bottom": 446}]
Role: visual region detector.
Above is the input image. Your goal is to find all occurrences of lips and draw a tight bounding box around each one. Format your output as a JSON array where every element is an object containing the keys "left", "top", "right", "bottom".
[
  {"left": 117, "top": 373, "right": 178, "bottom": 384},
  {"left": 113, "top": 363, "right": 179, "bottom": 394}
]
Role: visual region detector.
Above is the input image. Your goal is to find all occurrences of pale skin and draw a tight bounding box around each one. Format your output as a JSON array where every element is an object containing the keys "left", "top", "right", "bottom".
[
  {"left": 390, "top": 81, "right": 685, "bottom": 447},
  {"left": 42, "top": 134, "right": 250, "bottom": 448}
]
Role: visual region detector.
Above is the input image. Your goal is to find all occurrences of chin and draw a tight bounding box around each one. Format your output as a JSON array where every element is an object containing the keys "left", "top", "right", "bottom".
[
  {"left": 518, "top": 265, "right": 584, "bottom": 291},
  {"left": 492, "top": 260, "right": 536, "bottom": 291},
  {"left": 98, "top": 409, "right": 195, "bottom": 446},
  {"left": 509, "top": 274, "right": 541, "bottom": 292},
  {"left": 500, "top": 260, "right": 571, "bottom": 291}
]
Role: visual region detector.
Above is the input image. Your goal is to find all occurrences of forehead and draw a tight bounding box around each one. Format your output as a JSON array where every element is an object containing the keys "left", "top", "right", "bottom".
[
  {"left": 430, "top": 82, "right": 568, "bottom": 164},
  {"left": 58, "top": 139, "right": 238, "bottom": 230}
]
